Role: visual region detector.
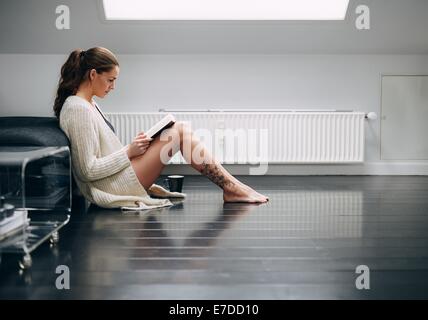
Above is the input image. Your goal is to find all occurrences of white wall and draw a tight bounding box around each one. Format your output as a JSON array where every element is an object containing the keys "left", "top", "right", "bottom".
[{"left": 1, "top": 54, "right": 428, "bottom": 175}]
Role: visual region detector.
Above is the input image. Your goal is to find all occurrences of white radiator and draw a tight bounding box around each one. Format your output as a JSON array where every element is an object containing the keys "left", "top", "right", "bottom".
[{"left": 105, "top": 112, "right": 365, "bottom": 164}]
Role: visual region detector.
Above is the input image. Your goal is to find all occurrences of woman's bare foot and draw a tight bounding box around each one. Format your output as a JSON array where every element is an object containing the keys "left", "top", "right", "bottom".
[
  {"left": 223, "top": 183, "right": 269, "bottom": 203},
  {"left": 195, "top": 160, "right": 268, "bottom": 203}
]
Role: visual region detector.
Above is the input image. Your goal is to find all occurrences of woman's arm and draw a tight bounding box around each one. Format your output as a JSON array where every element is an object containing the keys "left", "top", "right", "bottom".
[{"left": 63, "top": 105, "right": 130, "bottom": 182}]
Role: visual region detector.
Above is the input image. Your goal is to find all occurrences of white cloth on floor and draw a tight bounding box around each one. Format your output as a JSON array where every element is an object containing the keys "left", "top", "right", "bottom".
[
  {"left": 147, "top": 184, "right": 187, "bottom": 199},
  {"left": 121, "top": 185, "right": 186, "bottom": 211}
]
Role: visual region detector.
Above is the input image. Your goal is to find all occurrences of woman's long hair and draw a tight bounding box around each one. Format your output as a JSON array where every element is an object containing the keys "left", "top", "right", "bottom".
[{"left": 53, "top": 47, "right": 119, "bottom": 119}]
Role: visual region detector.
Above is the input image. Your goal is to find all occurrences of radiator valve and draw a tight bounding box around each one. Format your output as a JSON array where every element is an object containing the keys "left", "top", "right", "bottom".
[{"left": 365, "top": 112, "right": 377, "bottom": 120}]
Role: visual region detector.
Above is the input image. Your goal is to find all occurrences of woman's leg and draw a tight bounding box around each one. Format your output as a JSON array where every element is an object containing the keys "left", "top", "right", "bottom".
[{"left": 131, "top": 122, "right": 268, "bottom": 203}]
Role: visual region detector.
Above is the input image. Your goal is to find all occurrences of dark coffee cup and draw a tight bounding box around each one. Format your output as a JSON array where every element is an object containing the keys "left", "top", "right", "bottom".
[{"left": 163, "top": 175, "right": 184, "bottom": 193}]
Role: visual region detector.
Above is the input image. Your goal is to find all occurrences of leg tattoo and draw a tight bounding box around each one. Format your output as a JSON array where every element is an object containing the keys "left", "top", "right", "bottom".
[{"left": 199, "top": 161, "right": 235, "bottom": 190}]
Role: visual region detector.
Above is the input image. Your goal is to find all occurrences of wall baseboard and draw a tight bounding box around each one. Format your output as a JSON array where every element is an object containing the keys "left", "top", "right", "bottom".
[{"left": 161, "top": 162, "right": 428, "bottom": 176}]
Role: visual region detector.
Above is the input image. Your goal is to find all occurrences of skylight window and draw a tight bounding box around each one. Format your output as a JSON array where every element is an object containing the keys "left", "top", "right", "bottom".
[{"left": 103, "top": 0, "right": 350, "bottom": 21}]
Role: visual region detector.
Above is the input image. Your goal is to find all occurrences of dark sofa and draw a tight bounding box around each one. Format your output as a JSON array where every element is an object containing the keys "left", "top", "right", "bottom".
[
  {"left": 0, "top": 116, "right": 86, "bottom": 210},
  {"left": 0, "top": 117, "right": 70, "bottom": 147}
]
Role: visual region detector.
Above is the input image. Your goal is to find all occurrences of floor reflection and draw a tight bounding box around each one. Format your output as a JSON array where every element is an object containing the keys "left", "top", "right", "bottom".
[
  {"left": 83, "top": 201, "right": 265, "bottom": 270},
  {"left": 2, "top": 175, "right": 428, "bottom": 299}
]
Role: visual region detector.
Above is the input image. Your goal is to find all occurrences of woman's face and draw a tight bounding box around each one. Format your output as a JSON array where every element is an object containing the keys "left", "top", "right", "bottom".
[{"left": 90, "top": 65, "right": 119, "bottom": 98}]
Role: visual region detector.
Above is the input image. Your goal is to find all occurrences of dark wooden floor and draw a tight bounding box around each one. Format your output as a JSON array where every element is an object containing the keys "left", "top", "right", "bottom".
[{"left": 1, "top": 175, "right": 428, "bottom": 299}]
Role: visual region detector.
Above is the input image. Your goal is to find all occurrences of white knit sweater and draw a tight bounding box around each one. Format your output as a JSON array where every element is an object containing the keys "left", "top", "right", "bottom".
[{"left": 59, "top": 95, "right": 172, "bottom": 210}]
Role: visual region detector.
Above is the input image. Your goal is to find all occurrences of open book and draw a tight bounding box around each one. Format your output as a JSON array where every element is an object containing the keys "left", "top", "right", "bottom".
[{"left": 146, "top": 114, "right": 176, "bottom": 139}]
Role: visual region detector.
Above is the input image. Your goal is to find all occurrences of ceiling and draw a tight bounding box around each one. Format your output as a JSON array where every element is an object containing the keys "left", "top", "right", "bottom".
[{"left": 0, "top": 0, "right": 427, "bottom": 54}]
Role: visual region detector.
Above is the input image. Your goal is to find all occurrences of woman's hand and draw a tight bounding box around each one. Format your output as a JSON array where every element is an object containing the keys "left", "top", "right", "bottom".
[{"left": 127, "top": 131, "right": 153, "bottom": 159}]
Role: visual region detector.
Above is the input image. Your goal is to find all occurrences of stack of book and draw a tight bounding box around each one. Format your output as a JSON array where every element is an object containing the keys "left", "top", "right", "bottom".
[
  {"left": 0, "top": 197, "right": 29, "bottom": 241},
  {"left": 0, "top": 211, "right": 29, "bottom": 241}
]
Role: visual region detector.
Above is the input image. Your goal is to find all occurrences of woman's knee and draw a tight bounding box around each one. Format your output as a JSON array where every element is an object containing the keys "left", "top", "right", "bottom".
[{"left": 173, "top": 121, "right": 191, "bottom": 141}]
